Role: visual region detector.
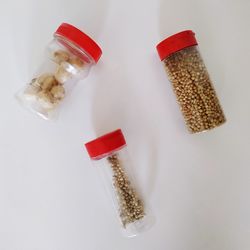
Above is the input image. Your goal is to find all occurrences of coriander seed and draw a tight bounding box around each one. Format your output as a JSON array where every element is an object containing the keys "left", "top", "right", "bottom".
[
  {"left": 156, "top": 30, "right": 226, "bottom": 133},
  {"left": 85, "top": 129, "right": 154, "bottom": 237}
]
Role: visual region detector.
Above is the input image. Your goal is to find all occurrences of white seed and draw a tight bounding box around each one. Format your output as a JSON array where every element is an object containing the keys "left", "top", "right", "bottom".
[
  {"left": 35, "top": 74, "right": 57, "bottom": 91},
  {"left": 37, "top": 91, "right": 55, "bottom": 109},
  {"left": 68, "top": 56, "right": 85, "bottom": 70},
  {"left": 55, "top": 63, "right": 72, "bottom": 83},
  {"left": 50, "top": 85, "right": 65, "bottom": 100},
  {"left": 53, "top": 50, "right": 70, "bottom": 64},
  {"left": 23, "top": 85, "right": 40, "bottom": 101}
]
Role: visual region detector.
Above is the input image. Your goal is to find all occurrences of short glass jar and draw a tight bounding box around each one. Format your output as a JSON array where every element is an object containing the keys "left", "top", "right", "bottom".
[
  {"left": 85, "top": 129, "right": 154, "bottom": 237},
  {"left": 156, "top": 30, "right": 226, "bottom": 133},
  {"left": 16, "top": 23, "right": 102, "bottom": 120}
]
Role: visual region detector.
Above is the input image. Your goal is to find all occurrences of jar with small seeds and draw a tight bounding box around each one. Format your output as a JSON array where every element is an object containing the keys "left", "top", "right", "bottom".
[
  {"left": 85, "top": 129, "right": 154, "bottom": 237},
  {"left": 156, "top": 30, "right": 226, "bottom": 133},
  {"left": 16, "top": 23, "right": 102, "bottom": 119}
]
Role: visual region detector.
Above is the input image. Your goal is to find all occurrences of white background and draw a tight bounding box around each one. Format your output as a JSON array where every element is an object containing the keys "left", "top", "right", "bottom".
[{"left": 1, "top": 0, "right": 250, "bottom": 249}]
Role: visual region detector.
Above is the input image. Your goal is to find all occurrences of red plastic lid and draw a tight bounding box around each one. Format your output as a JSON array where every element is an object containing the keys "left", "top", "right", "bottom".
[
  {"left": 85, "top": 129, "right": 126, "bottom": 160},
  {"left": 156, "top": 30, "right": 198, "bottom": 61},
  {"left": 54, "top": 23, "right": 102, "bottom": 63}
]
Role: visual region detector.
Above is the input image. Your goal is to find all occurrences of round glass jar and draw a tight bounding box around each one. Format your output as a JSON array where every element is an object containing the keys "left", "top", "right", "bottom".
[{"left": 16, "top": 23, "right": 102, "bottom": 120}]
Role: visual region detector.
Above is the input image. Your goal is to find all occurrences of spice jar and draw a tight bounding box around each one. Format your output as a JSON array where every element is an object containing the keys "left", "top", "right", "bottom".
[
  {"left": 85, "top": 129, "right": 154, "bottom": 237},
  {"left": 16, "top": 23, "right": 102, "bottom": 119},
  {"left": 156, "top": 30, "right": 226, "bottom": 133}
]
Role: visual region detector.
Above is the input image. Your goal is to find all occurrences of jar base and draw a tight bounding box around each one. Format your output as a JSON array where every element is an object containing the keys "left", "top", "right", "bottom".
[
  {"left": 188, "top": 119, "right": 226, "bottom": 134},
  {"left": 122, "top": 214, "right": 155, "bottom": 237},
  {"left": 15, "top": 90, "right": 58, "bottom": 120}
]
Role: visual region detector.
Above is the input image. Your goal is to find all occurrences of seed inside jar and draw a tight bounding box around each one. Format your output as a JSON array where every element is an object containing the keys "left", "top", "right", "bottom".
[
  {"left": 24, "top": 49, "right": 86, "bottom": 114},
  {"left": 164, "top": 46, "right": 226, "bottom": 133},
  {"left": 28, "top": 73, "right": 65, "bottom": 110},
  {"left": 38, "top": 74, "right": 57, "bottom": 91},
  {"left": 54, "top": 63, "right": 73, "bottom": 84},
  {"left": 50, "top": 85, "right": 65, "bottom": 100},
  {"left": 69, "top": 56, "right": 85, "bottom": 69},
  {"left": 53, "top": 50, "right": 70, "bottom": 64},
  {"left": 107, "top": 154, "right": 145, "bottom": 227}
]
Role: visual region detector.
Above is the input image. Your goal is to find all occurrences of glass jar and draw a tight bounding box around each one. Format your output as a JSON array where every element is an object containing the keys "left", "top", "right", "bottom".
[
  {"left": 85, "top": 129, "right": 154, "bottom": 237},
  {"left": 156, "top": 30, "right": 226, "bottom": 133},
  {"left": 16, "top": 23, "right": 102, "bottom": 120}
]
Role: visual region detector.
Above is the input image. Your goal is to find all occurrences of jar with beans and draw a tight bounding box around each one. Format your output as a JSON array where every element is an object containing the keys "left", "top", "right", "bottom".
[
  {"left": 85, "top": 129, "right": 154, "bottom": 237},
  {"left": 156, "top": 30, "right": 226, "bottom": 133},
  {"left": 16, "top": 23, "right": 102, "bottom": 120}
]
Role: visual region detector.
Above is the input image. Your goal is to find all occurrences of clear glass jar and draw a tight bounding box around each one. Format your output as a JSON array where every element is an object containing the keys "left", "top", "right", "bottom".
[
  {"left": 16, "top": 23, "right": 102, "bottom": 120},
  {"left": 85, "top": 129, "right": 154, "bottom": 237},
  {"left": 156, "top": 30, "right": 226, "bottom": 133}
]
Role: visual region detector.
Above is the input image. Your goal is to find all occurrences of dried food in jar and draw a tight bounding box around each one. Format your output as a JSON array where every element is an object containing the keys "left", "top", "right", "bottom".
[{"left": 156, "top": 30, "right": 226, "bottom": 133}]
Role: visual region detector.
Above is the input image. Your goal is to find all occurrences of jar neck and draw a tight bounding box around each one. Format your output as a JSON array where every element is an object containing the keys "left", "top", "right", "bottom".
[
  {"left": 91, "top": 145, "right": 127, "bottom": 161},
  {"left": 54, "top": 35, "right": 95, "bottom": 64}
]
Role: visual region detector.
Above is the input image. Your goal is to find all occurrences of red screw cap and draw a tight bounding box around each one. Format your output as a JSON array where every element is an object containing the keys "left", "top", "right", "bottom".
[
  {"left": 54, "top": 23, "right": 102, "bottom": 63},
  {"left": 156, "top": 30, "right": 198, "bottom": 61},
  {"left": 85, "top": 129, "right": 126, "bottom": 160}
]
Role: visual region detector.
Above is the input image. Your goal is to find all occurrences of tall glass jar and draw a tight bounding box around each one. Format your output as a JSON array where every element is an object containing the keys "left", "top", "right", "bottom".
[
  {"left": 16, "top": 23, "right": 102, "bottom": 120},
  {"left": 85, "top": 129, "right": 154, "bottom": 237},
  {"left": 156, "top": 30, "right": 226, "bottom": 133}
]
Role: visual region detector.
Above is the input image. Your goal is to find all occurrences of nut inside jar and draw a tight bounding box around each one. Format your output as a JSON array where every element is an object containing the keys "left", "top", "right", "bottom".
[
  {"left": 16, "top": 23, "right": 102, "bottom": 120},
  {"left": 23, "top": 50, "right": 86, "bottom": 118}
]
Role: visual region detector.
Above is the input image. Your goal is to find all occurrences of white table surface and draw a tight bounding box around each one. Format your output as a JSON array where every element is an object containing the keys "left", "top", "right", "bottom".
[{"left": 1, "top": 0, "right": 250, "bottom": 249}]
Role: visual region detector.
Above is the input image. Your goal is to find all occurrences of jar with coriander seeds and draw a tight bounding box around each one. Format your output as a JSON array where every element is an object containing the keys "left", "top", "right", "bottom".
[
  {"left": 85, "top": 129, "right": 154, "bottom": 237},
  {"left": 16, "top": 23, "right": 102, "bottom": 120},
  {"left": 156, "top": 30, "right": 226, "bottom": 133}
]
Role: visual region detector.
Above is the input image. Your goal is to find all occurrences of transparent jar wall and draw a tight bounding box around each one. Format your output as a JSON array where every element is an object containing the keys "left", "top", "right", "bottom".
[
  {"left": 92, "top": 147, "right": 154, "bottom": 237},
  {"left": 163, "top": 45, "right": 226, "bottom": 133},
  {"left": 16, "top": 37, "right": 93, "bottom": 120}
]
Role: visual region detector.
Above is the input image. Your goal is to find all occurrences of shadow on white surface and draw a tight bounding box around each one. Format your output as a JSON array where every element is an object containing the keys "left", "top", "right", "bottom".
[{"left": 159, "top": 0, "right": 213, "bottom": 36}]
